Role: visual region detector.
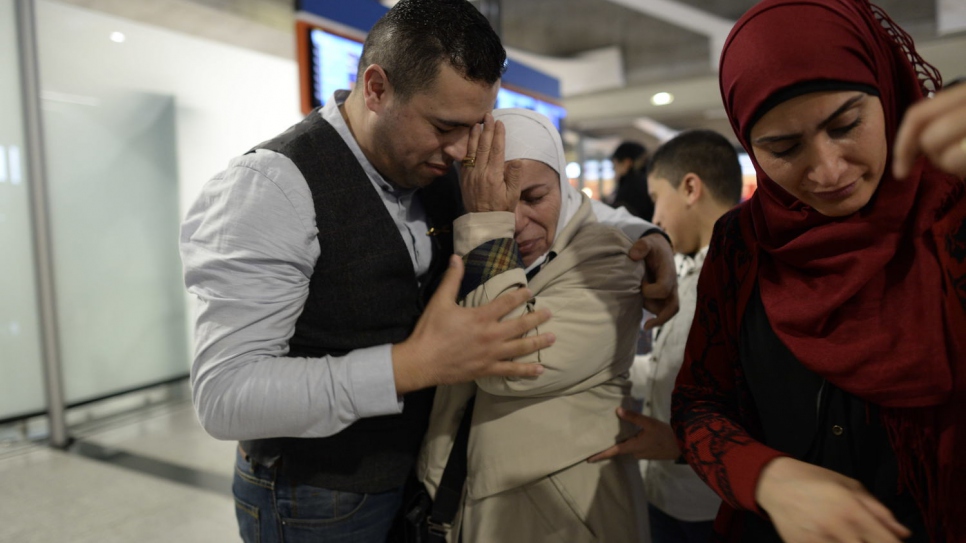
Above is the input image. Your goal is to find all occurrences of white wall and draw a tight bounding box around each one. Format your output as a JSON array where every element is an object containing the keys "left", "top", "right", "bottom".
[{"left": 36, "top": 0, "right": 303, "bottom": 216}]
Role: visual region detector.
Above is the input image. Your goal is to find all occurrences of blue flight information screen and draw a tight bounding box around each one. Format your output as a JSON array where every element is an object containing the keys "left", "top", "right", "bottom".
[
  {"left": 496, "top": 87, "right": 567, "bottom": 130},
  {"left": 310, "top": 28, "right": 362, "bottom": 106}
]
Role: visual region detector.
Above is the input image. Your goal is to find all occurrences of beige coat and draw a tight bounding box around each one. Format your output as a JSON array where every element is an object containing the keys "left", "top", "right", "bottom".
[{"left": 418, "top": 197, "right": 647, "bottom": 541}]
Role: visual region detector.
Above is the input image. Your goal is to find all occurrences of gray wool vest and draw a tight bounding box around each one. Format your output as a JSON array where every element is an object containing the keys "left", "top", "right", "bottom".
[{"left": 239, "top": 109, "right": 460, "bottom": 493}]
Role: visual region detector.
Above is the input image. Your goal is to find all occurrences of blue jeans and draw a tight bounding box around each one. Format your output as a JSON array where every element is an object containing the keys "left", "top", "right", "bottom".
[
  {"left": 648, "top": 503, "right": 714, "bottom": 543},
  {"left": 233, "top": 447, "right": 405, "bottom": 542}
]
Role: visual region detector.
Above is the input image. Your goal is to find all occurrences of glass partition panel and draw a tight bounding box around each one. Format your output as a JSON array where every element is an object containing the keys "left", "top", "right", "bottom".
[
  {"left": 0, "top": 0, "right": 47, "bottom": 420},
  {"left": 40, "top": 92, "right": 188, "bottom": 402}
]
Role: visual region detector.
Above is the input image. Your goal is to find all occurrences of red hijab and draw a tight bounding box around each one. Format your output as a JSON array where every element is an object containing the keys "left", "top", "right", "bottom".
[{"left": 720, "top": 0, "right": 965, "bottom": 537}]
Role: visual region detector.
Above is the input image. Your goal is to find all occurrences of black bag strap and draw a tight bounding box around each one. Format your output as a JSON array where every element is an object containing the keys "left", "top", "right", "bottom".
[{"left": 428, "top": 396, "right": 475, "bottom": 541}]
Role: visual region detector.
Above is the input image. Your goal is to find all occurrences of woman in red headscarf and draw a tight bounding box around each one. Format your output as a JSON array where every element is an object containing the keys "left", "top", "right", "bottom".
[{"left": 670, "top": 0, "right": 966, "bottom": 542}]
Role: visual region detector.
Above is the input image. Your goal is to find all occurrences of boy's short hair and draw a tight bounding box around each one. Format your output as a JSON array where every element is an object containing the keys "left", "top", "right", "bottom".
[{"left": 647, "top": 130, "right": 743, "bottom": 206}]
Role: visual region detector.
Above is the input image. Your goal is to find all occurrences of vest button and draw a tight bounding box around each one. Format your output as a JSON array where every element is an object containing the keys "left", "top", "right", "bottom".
[{"left": 831, "top": 425, "right": 844, "bottom": 436}]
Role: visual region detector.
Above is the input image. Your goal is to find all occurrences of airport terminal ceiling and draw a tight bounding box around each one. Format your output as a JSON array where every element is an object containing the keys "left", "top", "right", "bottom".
[
  {"left": 146, "top": 0, "right": 938, "bottom": 86},
  {"left": 53, "top": 0, "right": 960, "bottom": 147}
]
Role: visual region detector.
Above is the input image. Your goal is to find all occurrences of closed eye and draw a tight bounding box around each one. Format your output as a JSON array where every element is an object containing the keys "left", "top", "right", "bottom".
[
  {"left": 770, "top": 143, "right": 800, "bottom": 159},
  {"left": 829, "top": 117, "right": 861, "bottom": 137},
  {"left": 521, "top": 188, "right": 550, "bottom": 204}
]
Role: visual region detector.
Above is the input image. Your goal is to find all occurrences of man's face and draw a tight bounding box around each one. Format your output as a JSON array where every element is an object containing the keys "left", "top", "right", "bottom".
[
  {"left": 370, "top": 63, "right": 500, "bottom": 189},
  {"left": 612, "top": 157, "right": 633, "bottom": 178}
]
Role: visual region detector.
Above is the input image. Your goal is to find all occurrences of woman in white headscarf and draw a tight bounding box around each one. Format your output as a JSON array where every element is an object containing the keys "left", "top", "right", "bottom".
[{"left": 418, "top": 108, "right": 649, "bottom": 543}]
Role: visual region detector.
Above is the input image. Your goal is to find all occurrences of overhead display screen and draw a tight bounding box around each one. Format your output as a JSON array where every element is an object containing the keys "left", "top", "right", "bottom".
[
  {"left": 495, "top": 86, "right": 567, "bottom": 130},
  {"left": 309, "top": 27, "right": 362, "bottom": 107}
]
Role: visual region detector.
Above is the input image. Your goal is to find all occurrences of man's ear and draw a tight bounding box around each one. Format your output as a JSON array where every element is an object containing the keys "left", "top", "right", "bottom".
[
  {"left": 362, "top": 64, "right": 392, "bottom": 112},
  {"left": 681, "top": 173, "right": 704, "bottom": 206}
]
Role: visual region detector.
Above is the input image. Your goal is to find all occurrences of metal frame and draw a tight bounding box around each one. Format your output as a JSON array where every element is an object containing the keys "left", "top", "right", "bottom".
[{"left": 15, "top": 0, "right": 70, "bottom": 449}]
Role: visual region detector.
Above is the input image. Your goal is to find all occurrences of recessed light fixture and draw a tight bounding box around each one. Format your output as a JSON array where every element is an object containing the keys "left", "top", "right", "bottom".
[
  {"left": 110, "top": 31, "right": 126, "bottom": 43},
  {"left": 651, "top": 92, "right": 674, "bottom": 106},
  {"left": 581, "top": 187, "right": 594, "bottom": 198},
  {"left": 565, "top": 162, "right": 581, "bottom": 179}
]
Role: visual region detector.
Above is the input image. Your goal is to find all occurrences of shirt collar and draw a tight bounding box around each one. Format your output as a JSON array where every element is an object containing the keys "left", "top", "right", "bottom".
[{"left": 675, "top": 246, "right": 709, "bottom": 278}]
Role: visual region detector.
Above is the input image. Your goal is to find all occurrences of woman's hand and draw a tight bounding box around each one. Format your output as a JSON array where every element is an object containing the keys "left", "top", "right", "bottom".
[
  {"left": 756, "top": 457, "right": 911, "bottom": 543},
  {"left": 459, "top": 113, "right": 521, "bottom": 213},
  {"left": 894, "top": 82, "right": 966, "bottom": 180}
]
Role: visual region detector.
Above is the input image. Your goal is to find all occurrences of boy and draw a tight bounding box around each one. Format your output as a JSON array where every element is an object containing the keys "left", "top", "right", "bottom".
[{"left": 591, "top": 129, "right": 743, "bottom": 542}]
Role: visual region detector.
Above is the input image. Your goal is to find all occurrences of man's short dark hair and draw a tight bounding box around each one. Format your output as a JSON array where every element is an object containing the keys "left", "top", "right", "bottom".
[
  {"left": 359, "top": 0, "right": 507, "bottom": 101},
  {"left": 647, "top": 130, "right": 743, "bottom": 206},
  {"left": 611, "top": 141, "right": 647, "bottom": 162}
]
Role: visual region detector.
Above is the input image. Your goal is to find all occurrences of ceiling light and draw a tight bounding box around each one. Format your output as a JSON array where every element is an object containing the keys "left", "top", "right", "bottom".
[
  {"left": 565, "top": 162, "right": 581, "bottom": 179},
  {"left": 110, "top": 31, "right": 126, "bottom": 43},
  {"left": 651, "top": 92, "right": 674, "bottom": 106},
  {"left": 581, "top": 188, "right": 594, "bottom": 198}
]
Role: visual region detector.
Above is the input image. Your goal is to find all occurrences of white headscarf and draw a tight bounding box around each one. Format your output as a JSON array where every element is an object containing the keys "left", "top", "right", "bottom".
[{"left": 492, "top": 108, "right": 582, "bottom": 273}]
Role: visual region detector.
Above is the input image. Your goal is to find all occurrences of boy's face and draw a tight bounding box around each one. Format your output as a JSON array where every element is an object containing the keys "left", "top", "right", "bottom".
[{"left": 647, "top": 173, "right": 699, "bottom": 255}]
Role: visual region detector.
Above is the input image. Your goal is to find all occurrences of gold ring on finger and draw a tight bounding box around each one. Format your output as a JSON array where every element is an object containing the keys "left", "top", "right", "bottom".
[{"left": 461, "top": 156, "right": 477, "bottom": 168}]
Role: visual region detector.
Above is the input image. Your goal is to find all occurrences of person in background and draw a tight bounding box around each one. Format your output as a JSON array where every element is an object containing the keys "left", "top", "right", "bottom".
[
  {"left": 590, "top": 129, "right": 743, "bottom": 543},
  {"left": 610, "top": 141, "right": 655, "bottom": 221},
  {"left": 610, "top": 141, "right": 661, "bottom": 356},
  {"left": 179, "top": 0, "right": 679, "bottom": 541},
  {"left": 420, "top": 108, "right": 649, "bottom": 543},
  {"left": 671, "top": 0, "right": 966, "bottom": 541}
]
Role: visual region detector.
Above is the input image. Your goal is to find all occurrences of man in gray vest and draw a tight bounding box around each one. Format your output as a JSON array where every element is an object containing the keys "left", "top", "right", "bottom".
[{"left": 180, "top": 0, "right": 678, "bottom": 541}]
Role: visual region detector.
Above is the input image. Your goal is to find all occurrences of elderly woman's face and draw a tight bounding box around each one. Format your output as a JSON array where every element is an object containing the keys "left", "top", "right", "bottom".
[
  {"left": 750, "top": 91, "right": 888, "bottom": 217},
  {"left": 511, "top": 159, "right": 561, "bottom": 267}
]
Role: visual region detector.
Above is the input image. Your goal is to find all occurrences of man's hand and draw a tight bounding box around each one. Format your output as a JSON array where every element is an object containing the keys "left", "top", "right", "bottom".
[
  {"left": 460, "top": 113, "right": 521, "bottom": 213},
  {"left": 587, "top": 407, "right": 680, "bottom": 462},
  {"left": 756, "top": 457, "right": 912, "bottom": 543},
  {"left": 893, "top": 82, "right": 966, "bottom": 180},
  {"left": 392, "top": 255, "right": 555, "bottom": 394},
  {"left": 628, "top": 232, "right": 679, "bottom": 329}
]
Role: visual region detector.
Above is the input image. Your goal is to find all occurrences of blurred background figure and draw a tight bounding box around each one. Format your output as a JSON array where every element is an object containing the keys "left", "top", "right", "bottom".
[{"left": 608, "top": 141, "right": 654, "bottom": 221}]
